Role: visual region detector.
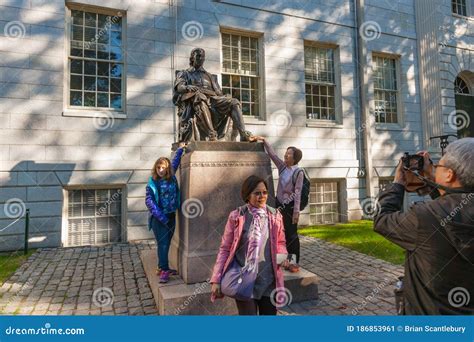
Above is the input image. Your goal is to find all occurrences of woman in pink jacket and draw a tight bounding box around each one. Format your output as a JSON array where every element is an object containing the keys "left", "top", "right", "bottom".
[{"left": 210, "top": 175, "right": 289, "bottom": 315}]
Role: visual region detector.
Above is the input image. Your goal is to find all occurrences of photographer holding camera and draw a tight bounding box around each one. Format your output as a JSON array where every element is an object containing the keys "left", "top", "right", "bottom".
[{"left": 374, "top": 137, "right": 474, "bottom": 315}]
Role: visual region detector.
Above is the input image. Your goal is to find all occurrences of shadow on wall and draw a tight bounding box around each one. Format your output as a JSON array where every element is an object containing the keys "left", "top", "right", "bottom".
[{"left": 0, "top": 161, "right": 74, "bottom": 252}]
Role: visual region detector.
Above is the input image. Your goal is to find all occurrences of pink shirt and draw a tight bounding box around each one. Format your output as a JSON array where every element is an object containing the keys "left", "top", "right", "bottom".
[{"left": 263, "top": 140, "right": 304, "bottom": 217}]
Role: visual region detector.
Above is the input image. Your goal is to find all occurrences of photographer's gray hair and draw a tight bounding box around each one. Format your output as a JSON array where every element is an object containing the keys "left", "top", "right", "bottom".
[{"left": 443, "top": 138, "right": 474, "bottom": 189}]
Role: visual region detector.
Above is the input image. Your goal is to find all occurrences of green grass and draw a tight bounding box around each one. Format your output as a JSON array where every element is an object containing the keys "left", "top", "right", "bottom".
[
  {"left": 299, "top": 220, "right": 405, "bottom": 265},
  {"left": 0, "top": 249, "right": 36, "bottom": 285}
]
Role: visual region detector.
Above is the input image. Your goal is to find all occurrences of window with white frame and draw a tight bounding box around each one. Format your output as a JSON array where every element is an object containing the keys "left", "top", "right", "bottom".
[
  {"left": 373, "top": 55, "right": 399, "bottom": 124},
  {"left": 309, "top": 181, "right": 340, "bottom": 225},
  {"left": 221, "top": 32, "right": 260, "bottom": 117},
  {"left": 452, "top": 0, "right": 468, "bottom": 16},
  {"left": 304, "top": 45, "right": 336, "bottom": 121},
  {"left": 67, "top": 188, "right": 122, "bottom": 246},
  {"left": 455, "top": 76, "right": 470, "bottom": 94},
  {"left": 68, "top": 8, "right": 124, "bottom": 111}
]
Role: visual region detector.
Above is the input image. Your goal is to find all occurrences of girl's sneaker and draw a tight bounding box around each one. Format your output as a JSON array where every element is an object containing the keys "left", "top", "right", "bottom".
[
  {"left": 159, "top": 270, "right": 170, "bottom": 283},
  {"left": 157, "top": 268, "right": 178, "bottom": 276}
]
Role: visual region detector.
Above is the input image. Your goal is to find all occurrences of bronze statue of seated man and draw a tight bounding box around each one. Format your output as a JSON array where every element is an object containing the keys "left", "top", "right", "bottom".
[{"left": 173, "top": 48, "right": 254, "bottom": 143}]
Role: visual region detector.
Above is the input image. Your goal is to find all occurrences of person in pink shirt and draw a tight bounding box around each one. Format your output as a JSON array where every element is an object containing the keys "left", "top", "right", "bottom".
[
  {"left": 255, "top": 137, "right": 303, "bottom": 273},
  {"left": 210, "top": 175, "right": 289, "bottom": 315}
]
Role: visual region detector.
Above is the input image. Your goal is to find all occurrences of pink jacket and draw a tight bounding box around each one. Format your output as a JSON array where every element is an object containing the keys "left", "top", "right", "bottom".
[{"left": 210, "top": 206, "right": 288, "bottom": 303}]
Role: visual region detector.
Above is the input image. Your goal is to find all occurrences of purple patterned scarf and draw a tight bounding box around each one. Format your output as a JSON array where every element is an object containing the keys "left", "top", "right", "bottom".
[{"left": 243, "top": 204, "right": 268, "bottom": 273}]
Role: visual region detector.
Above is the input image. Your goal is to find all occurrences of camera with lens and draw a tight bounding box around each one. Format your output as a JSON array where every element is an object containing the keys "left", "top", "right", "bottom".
[
  {"left": 401, "top": 152, "right": 424, "bottom": 171},
  {"left": 401, "top": 152, "right": 426, "bottom": 192}
]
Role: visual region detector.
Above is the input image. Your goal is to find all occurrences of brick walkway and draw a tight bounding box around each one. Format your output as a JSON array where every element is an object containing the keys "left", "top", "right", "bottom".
[
  {"left": 0, "top": 242, "right": 158, "bottom": 315},
  {"left": 0, "top": 236, "right": 403, "bottom": 316},
  {"left": 281, "top": 236, "right": 404, "bottom": 315}
]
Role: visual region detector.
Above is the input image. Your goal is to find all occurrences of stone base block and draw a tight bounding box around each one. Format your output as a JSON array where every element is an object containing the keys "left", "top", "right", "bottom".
[{"left": 141, "top": 249, "right": 320, "bottom": 315}]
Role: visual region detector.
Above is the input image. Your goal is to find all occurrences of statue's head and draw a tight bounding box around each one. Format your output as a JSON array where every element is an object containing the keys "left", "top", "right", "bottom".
[{"left": 189, "top": 48, "right": 205, "bottom": 68}]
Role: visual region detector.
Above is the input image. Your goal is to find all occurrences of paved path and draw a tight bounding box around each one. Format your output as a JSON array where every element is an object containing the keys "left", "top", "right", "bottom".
[
  {"left": 0, "top": 242, "right": 158, "bottom": 315},
  {"left": 281, "top": 236, "right": 404, "bottom": 315},
  {"left": 0, "top": 236, "right": 403, "bottom": 315}
]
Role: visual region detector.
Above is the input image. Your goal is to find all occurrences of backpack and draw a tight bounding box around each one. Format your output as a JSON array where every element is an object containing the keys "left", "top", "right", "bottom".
[{"left": 292, "top": 168, "right": 310, "bottom": 211}]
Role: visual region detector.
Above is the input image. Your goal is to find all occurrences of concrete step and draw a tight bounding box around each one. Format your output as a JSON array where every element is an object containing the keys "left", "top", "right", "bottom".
[{"left": 140, "top": 249, "right": 320, "bottom": 315}]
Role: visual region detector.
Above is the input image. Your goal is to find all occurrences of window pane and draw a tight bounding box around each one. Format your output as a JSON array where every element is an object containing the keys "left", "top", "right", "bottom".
[
  {"left": 110, "top": 63, "right": 122, "bottom": 77},
  {"left": 84, "top": 44, "right": 96, "bottom": 58},
  {"left": 97, "top": 93, "right": 109, "bottom": 107},
  {"left": 97, "top": 44, "right": 110, "bottom": 60},
  {"left": 221, "top": 74, "right": 230, "bottom": 87},
  {"left": 110, "top": 78, "right": 121, "bottom": 93},
  {"left": 84, "top": 60, "right": 96, "bottom": 75},
  {"left": 98, "top": 14, "right": 109, "bottom": 30},
  {"left": 84, "top": 12, "right": 96, "bottom": 27},
  {"left": 72, "top": 25, "right": 83, "bottom": 41},
  {"left": 242, "top": 103, "right": 250, "bottom": 115},
  {"left": 84, "top": 76, "right": 96, "bottom": 91},
  {"left": 110, "top": 17, "right": 122, "bottom": 31},
  {"left": 110, "top": 46, "right": 122, "bottom": 60},
  {"left": 111, "top": 94, "right": 122, "bottom": 109},
  {"left": 97, "top": 77, "right": 109, "bottom": 91},
  {"left": 111, "top": 31, "right": 122, "bottom": 46},
  {"left": 84, "top": 92, "right": 96, "bottom": 107},
  {"left": 84, "top": 27, "right": 96, "bottom": 44},
  {"left": 70, "top": 91, "right": 82, "bottom": 106},
  {"left": 70, "top": 41, "right": 83, "bottom": 57},
  {"left": 70, "top": 75, "right": 82, "bottom": 90},
  {"left": 72, "top": 10, "right": 84, "bottom": 26},
  {"left": 98, "top": 62, "right": 109, "bottom": 76},
  {"left": 70, "top": 59, "right": 82, "bottom": 74}
]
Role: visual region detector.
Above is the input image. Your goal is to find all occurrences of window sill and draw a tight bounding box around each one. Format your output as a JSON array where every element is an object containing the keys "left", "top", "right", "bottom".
[
  {"left": 375, "top": 123, "right": 404, "bottom": 131},
  {"left": 306, "top": 120, "right": 343, "bottom": 128},
  {"left": 452, "top": 13, "right": 473, "bottom": 21},
  {"left": 63, "top": 109, "right": 127, "bottom": 119},
  {"left": 244, "top": 117, "right": 267, "bottom": 125}
]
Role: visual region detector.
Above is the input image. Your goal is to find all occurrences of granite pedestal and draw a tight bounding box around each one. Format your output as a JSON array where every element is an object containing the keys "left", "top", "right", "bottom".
[{"left": 169, "top": 141, "right": 276, "bottom": 284}]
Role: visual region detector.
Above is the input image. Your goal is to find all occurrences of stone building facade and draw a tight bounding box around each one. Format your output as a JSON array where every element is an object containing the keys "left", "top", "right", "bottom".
[{"left": 0, "top": 0, "right": 472, "bottom": 251}]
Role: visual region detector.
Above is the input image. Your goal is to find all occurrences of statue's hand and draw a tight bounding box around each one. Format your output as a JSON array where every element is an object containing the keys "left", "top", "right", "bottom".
[{"left": 186, "top": 85, "right": 200, "bottom": 92}]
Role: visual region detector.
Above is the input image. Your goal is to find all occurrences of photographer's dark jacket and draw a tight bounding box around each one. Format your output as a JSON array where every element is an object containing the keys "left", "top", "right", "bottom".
[{"left": 374, "top": 183, "right": 474, "bottom": 315}]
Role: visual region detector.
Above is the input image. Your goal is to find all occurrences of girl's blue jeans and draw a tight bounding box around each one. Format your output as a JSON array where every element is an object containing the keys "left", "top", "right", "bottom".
[{"left": 150, "top": 213, "right": 176, "bottom": 271}]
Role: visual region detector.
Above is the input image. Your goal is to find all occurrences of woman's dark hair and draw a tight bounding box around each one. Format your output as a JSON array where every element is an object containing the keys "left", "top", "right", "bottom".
[
  {"left": 287, "top": 146, "right": 303, "bottom": 165},
  {"left": 241, "top": 175, "right": 268, "bottom": 203}
]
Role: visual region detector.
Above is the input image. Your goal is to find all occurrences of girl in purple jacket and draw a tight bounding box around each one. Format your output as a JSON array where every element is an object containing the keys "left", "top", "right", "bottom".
[{"left": 145, "top": 144, "right": 185, "bottom": 283}]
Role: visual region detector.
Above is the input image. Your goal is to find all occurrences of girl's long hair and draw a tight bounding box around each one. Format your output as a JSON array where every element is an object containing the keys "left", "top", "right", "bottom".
[{"left": 151, "top": 157, "right": 172, "bottom": 181}]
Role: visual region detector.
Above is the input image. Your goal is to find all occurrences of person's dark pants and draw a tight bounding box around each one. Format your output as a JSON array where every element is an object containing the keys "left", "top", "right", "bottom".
[
  {"left": 150, "top": 213, "right": 176, "bottom": 271},
  {"left": 235, "top": 297, "right": 276, "bottom": 315},
  {"left": 276, "top": 200, "right": 300, "bottom": 264}
]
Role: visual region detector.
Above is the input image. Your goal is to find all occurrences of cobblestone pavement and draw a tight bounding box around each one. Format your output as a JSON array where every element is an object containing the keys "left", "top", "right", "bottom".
[
  {"left": 280, "top": 235, "right": 404, "bottom": 316},
  {"left": 0, "top": 236, "right": 403, "bottom": 316},
  {"left": 0, "top": 242, "right": 158, "bottom": 315}
]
